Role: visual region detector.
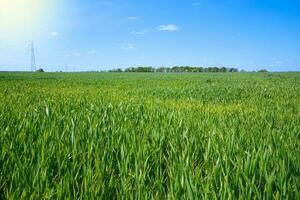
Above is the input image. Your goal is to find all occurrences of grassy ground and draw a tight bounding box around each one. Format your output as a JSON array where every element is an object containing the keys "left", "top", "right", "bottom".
[{"left": 0, "top": 72, "right": 299, "bottom": 199}]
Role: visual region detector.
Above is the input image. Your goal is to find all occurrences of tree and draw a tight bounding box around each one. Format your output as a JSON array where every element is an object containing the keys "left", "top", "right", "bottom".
[
  {"left": 228, "top": 68, "right": 239, "bottom": 72},
  {"left": 258, "top": 69, "right": 268, "bottom": 73},
  {"left": 117, "top": 66, "right": 241, "bottom": 73},
  {"left": 220, "top": 67, "right": 227, "bottom": 72},
  {"left": 36, "top": 68, "right": 44, "bottom": 72}
]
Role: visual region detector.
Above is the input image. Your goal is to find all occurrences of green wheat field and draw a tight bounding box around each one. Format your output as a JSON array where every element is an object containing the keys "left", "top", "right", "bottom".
[{"left": 0, "top": 72, "right": 299, "bottom": 199}]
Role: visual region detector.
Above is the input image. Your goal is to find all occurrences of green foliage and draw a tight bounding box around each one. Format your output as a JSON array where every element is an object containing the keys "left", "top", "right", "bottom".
[
  {"left": 36, "top": 68, "right": 45, "bottom": 72},
  {"left": 258, "top": 69, "right": 268, "bottom": 73},
  {"left": 110, "top": 66, "right": 239, "bottom": 73},
  {"left": 0, "top": 72, "right": 299, "bottom": 199}
]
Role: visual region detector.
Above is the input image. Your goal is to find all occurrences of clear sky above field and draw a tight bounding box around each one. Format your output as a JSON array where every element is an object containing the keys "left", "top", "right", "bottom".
[{"left": 0, "top": 0, "right": 300, "bottom": 71}]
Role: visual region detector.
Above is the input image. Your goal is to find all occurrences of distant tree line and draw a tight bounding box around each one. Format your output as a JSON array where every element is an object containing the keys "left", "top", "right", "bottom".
[
  {"left": 34, "top": 67, "right": 268, "bottom": 73},
  {"left": 109, "top": 66, "right": 240, "bottom": 73}
]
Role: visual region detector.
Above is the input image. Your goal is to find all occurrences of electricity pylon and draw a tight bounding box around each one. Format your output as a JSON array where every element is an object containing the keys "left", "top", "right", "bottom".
[{"left": 30, "top": 41, "right": 36, "bottom": 72}]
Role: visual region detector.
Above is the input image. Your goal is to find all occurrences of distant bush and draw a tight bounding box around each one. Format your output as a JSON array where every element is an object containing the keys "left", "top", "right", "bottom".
[
  {"left": 258, "top": 69, "right": 268, "bottom": 73},
  {"left": 36, "top": 68, "right": 45, "bottom": 72},
  {"left": 109, "top": 68, "right": 123, "bottom": 72}
]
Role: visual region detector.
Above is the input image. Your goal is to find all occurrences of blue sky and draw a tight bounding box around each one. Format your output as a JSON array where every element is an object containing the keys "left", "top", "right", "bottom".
[{"left": 0, "top": 0, "right": 300, "bottom": 71}]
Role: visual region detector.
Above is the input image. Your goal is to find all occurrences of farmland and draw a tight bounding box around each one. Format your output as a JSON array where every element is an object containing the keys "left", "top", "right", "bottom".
[{"left": 0, "top": 72, "right": 299, "bottom": 199}]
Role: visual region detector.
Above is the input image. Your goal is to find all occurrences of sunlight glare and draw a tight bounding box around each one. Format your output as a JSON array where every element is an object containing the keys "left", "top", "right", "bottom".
[{"left": 0, "top": 0, "right": 53, "bottom": 38}]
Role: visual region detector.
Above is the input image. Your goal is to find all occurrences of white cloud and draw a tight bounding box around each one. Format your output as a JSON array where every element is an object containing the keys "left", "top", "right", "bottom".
[
  {"left": 199, "top": 59, "right": 208, "bottom": 63},
  {"left": 65, "top": 53, "right": 81, "bottom": 57},
  {"left": 275, "top": 60, "right": 283, "bottom": 64},
  {"left": 157, "top": 24, "right": 178, "bottom": 32},
  {"left": 120, "top": 43, "right": 136, "bottom": 50},
  {"left": 72, "top": 53, "right": 81, "bottom": 56},
  {"left": 128, "top": 16, "right": 138, "bottom": 20},
  {"left": 50, "top": 31, "right": 59, "bottom": 36},
  {"left": 130, "top": 30, "right": 149, "bottom": 35},
  {"left": 87, "top": 50, "right": 97, "bottom": 54},
  {"left": 129, "top": 25, "right": 178, "bottom": 35}
]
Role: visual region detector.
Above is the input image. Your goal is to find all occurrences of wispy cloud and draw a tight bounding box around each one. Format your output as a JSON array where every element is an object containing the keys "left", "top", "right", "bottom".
[
  {"left": 130, "top": 25, "right": 179, "bottom": 35},
  {"left": 50, "top": 31, "right": 59, "bottom": 36},
  {"left": 65, "top": 53, "right": 81, "bottom": 57},
  {"left": 199, "top": 59, "right": 208, "bottom": 63},
  {"left": 157, "top": 24, "right": 179, "bottom": 32},
  {"left": 130, "top": 30, "right": 149, "bottom": 35},
  {"left": 120, "top": 43, "right": 136, "bottom": 50},
  {"left": 87, "top": 50, "right": 97, "bottom": 55},
  {"left": 128, "top": 16, "right": 138, "bottom": 20}
]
